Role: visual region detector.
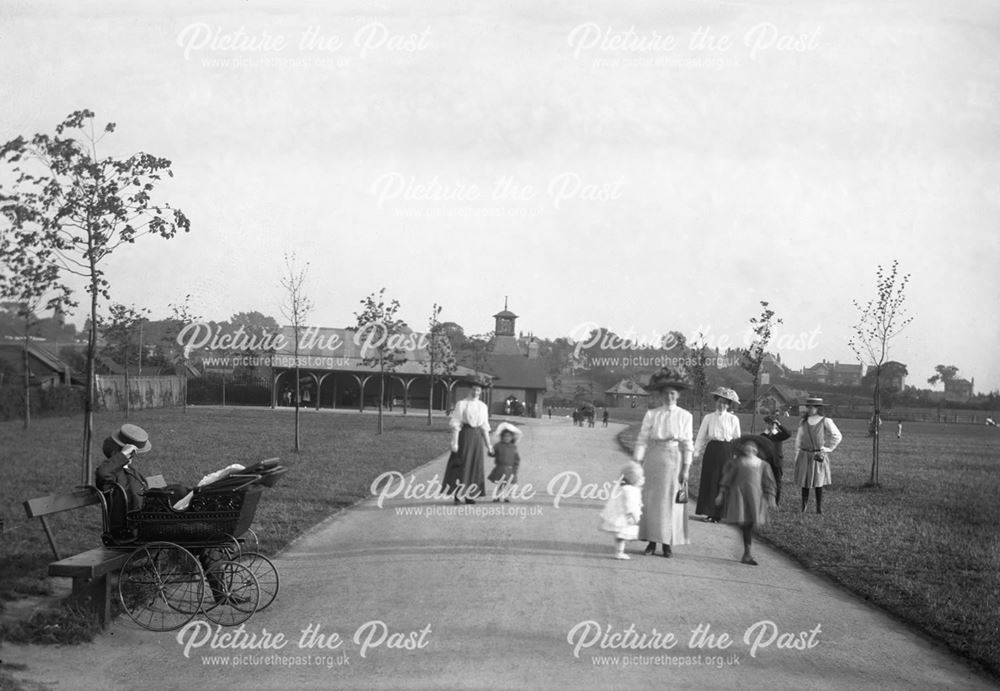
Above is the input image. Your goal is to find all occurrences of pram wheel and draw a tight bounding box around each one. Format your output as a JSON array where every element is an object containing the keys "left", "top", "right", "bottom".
[
  {"left": 203, "top": 560, "right": 260, "bottom": 626},
  {"left": 118, "top": 542, "right": 205, "bottom": 631},
  {"left": 235, "top": 552, "right": 279, "bottom": 611}
]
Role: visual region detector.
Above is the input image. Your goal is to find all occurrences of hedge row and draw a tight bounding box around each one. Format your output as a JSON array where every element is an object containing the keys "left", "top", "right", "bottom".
[{"left": 0, "top": 385, "right": 85, "bottom": 422}]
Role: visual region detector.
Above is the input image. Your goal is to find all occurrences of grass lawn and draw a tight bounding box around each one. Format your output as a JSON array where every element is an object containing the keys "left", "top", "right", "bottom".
[
  {"left": 0, "top": 406, "right": 451, "bottom": 639},
  {"left": 620, "top": 415, "right": 1000, "bottom": 679}
]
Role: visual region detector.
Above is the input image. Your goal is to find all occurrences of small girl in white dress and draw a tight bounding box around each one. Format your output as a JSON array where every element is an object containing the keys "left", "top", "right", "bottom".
[{"left": 599, "top": 461, "right": 645, "bottom": 560}]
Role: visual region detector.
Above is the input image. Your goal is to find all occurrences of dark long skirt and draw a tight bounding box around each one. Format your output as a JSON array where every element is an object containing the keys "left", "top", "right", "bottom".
[
  {"left": 695, "top": 439, "right": 733, "bottom": 519},
  {"left": 441, "top": 424, "right": 486, "bottom": 499}
]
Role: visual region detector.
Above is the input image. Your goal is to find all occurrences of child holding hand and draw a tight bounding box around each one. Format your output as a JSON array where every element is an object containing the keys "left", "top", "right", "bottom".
[
  {"left": 599, "top": 461, "right": 645, "bottom": 560},
  {"left": 715, "top": 435, "right": 777, "bottom": 566},
  {"left": 488, "top": 422, "right": 522, "bottom": 502}
]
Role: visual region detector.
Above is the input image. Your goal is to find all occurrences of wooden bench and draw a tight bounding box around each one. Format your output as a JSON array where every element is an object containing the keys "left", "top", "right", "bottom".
[{"left": 23, "top": 475, "right": 165, "bottom": 630}]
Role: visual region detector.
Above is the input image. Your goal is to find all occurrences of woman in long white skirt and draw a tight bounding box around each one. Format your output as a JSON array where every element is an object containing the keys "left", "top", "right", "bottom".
[{"left": 633, "top": 369, "right": 693, "bottom": 558}]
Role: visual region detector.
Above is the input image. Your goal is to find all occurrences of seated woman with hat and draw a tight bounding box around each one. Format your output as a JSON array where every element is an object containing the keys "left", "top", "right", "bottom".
[
  {"left": 693, "top": 387, "right": 742, "bottom": 522},
  {"left": 95, "top": 423, "right": 153, "bottom": 538}
]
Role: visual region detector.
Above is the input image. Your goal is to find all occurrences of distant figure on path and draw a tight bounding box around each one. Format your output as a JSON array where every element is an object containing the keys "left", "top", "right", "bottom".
[
  {"left": 794, "top": 397, "right": 843, "bottom": 514},
  {"left": 715, "top": 435, "right": 777, "bottom": 565},
  {"left": 442, "top": 383, "right": 492, "bottom": 504},
  {"left": 602, "top": 408, "right": 609, "bottom": 427},
  {"left": 634, "top": 369, "right": 692, "bottom": 558},
  {"left": 599, "top": 461, "right": 644, "bottom": 560},
  {"left": 760, "top": 415, "right": 791, "bottom": 505},
  {"left": 897, "top": 420, "right": 903, "bottom": 439},
  {"left": 693, "top": 387, "right": 741, "bottom": 522}
]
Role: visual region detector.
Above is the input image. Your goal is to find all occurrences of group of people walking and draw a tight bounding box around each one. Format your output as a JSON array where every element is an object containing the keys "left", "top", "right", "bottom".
[
  {"left": 442, "top": 382, "right": 524, "bottom": 503},
  {"left": 442, "top": 371, "right": 844, "bottom": 565},
  {"left": 600, "top": 368, "right": 843, "bottom": 565}
]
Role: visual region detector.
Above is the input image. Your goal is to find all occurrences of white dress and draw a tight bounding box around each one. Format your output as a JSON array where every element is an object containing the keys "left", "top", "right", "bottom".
[{"left": 599, "top": 485, "right": 643, "bottom": 540}]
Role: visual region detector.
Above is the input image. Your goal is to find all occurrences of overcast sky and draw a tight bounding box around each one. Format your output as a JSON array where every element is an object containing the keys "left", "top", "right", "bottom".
[{"left": 2, "top": 0, "right": 998, "bottom": 391}]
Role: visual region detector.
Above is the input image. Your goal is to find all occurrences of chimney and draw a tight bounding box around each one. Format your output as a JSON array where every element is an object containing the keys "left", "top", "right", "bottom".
[{"left": 528, "top": 339, "right": 540, "bottom": 360}]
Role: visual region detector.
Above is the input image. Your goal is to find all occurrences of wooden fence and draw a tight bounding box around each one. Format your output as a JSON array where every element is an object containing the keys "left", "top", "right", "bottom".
[{"left": 94, "top": 375, "right": 185, "bottom": 412}]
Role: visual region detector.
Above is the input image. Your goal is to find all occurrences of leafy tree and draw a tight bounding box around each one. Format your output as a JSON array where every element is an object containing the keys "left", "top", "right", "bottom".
[
  {"left": 738, "top": 301, "right": 783, "bottom": 432},
  {"left": 1, "top": 110, "right": 190, "bottom": 482},
  {"left": 280, "top": 253, "right": 314, "bottom": 452},
  {"left": 458, "top": 332, "right": 494, "bottom": 376},
  {"left": 439, "top": 321, "right": 467, "bottom": 353},
  {"left": 849, "top": 260, "right": 913, "bottom": 486},
  {"left": 542, "top": 337, "right": 575, "bottom": 376},
  {"left": 861, "top": 360, "right": 908, "bottom": 410},
  {"left": 425, "top": 303, "right": 457, "bottom": 424},
  {"left": 927, "top": 364, "right": 959, "bottom": 388},
  {"left": 227, "top": 311, "right": 282, "bottom": 346},
  {"left": 100, "top": 302, "right": 150, "bottom": 419},
  {"left": 352, "top": 288, "right": 408, "bottom": 435},
  {"left": 686, "top": 332, "right": 710, "bottom": 424}
]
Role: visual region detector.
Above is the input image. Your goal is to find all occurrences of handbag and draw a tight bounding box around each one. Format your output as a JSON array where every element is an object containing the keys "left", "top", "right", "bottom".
[{"left": 675, "top": 483, "right": 688, "bottom": 504}]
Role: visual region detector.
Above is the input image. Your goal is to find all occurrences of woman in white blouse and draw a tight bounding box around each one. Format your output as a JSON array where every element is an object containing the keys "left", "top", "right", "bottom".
[
  {"left": 693, "top": 387, "right": 742, "bottom": 522},
  {"left": 442, "top": 383, "right": 493, "bottom": 504},
  {"left": 633, "top": 369, "right": 693, "bottom": 557},
  {"left": 794, "top": 397, "right": 843, "bottom": 513}
]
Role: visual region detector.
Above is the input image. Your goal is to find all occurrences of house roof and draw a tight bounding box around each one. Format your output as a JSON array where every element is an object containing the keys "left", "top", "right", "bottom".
[
  {"left": 605, "top": 379, "right": 649, "bottom": 396},
  {"left": 483, "top": 354, "right": 548, "bottom": 390},
  {"left": 270, "top": 326, "right": 485, "bottom": 379},
  {"left": 806, "top": 361, "right": 863, "bottom": 374},
  {"left": 0, "top": 342, "right": 72, "bottom": 380}
]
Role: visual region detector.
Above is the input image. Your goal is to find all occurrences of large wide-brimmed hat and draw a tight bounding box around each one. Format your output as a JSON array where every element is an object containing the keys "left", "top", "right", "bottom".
[
  {"left": 111, "top": 423, "right": 152, "bottom": 453},
  {"left": 803, "top": 396, "right": 824, "bottom": 407},
  {"left": 466, "top": 375, "right": 492, "bottom": 389},
  {"left": 644, "top": 368, "right": 689, "bottom": 392},
  {"left": 710, "top": 386, "right": 740, "bottom": 405},
  {"left": 734, "top": 434, "right": 775, "bottom": 462},
  {"left": 493, "top": 421, "right": 523, "bottom": 443}
]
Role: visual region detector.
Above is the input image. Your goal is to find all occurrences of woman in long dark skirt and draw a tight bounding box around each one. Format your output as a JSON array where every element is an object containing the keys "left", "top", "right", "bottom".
[
  {"left": 693, "top": 387, "right": 742, "bottom": 522},
  {"left": 442, "top": 383, "right": 493, "bottom": 504}
]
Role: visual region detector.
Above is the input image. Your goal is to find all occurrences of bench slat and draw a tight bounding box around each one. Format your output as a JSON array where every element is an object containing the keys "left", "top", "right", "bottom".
[
  {"left": 23, "top": 488, "right": 101, "bottom": 518},
  {"left": 48, "top": 547, "right": 131, "bottom": 579}
]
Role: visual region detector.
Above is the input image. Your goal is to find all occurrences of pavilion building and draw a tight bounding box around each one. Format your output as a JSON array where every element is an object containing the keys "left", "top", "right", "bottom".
[{"left": 481, "top": 302, "right": 548, "bottom": 418}]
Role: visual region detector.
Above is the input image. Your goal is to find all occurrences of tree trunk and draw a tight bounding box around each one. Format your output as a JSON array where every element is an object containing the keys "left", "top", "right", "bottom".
[
  {"left": 123, "top": 342, "right": 130, "bottom": 420},
  {"left": 22, "top": 331, "right": 30, "bottom": 429},
  {"left": 377, "top": 356, "right": 385, "bottom": 435},
  {"left": 750, "top": 378, "right": 759, "bottom": 433},
  {"left": 294, "top": 363, "right": 301, "bottom": 453},
  {"left": 82, "top": 283, "right": 97, "bottom": 486},
  {"left": 427, "top": 370, "right": 434, "bottom": 426},
  {"left": 869, "top": 370, "right": 880, "bottom": 486}
]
